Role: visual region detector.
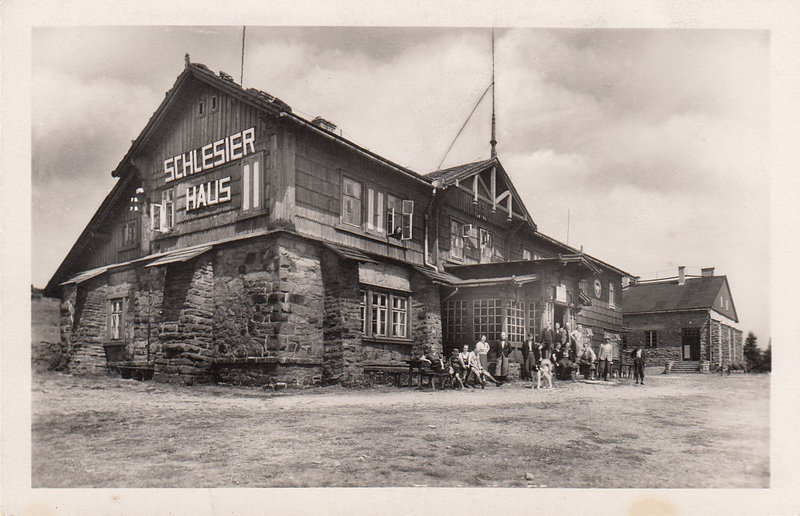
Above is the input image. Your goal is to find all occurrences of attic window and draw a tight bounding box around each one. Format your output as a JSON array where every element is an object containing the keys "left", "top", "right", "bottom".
[
  {"left": 197, "top": 100, "right": 205, "bottom": 116},
  {"left": 210, "top": 95, "right": 218, "bottom": 112}
]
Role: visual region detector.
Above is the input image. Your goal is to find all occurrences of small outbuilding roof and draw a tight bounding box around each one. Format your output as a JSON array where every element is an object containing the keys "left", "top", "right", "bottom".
[{"left": 622, "top": 276, "right": 736, "bottom": 321}]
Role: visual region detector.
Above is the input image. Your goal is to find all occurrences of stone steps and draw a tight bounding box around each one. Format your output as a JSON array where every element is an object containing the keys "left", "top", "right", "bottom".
[{"left": 670, "top": 361, "right": 701, "bottom": 373}]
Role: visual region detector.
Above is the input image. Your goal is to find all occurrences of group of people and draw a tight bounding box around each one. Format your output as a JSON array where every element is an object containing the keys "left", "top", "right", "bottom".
[
  {"left": 420, "top": 335, "right": 505, "bottom": 389},
  {"left": 420, "top": 321, "right": 648, "bottom": 388}
]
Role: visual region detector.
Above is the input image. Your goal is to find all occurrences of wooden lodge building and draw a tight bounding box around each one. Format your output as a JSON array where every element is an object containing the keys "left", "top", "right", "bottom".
[{"left": 45, "top": 58, "right": 634, "bottom": 386}]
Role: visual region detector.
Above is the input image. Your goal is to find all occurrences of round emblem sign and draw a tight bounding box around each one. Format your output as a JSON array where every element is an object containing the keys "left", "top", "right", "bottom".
[{"left": 594, "top": 279, "right": 602, "bottom": 299}]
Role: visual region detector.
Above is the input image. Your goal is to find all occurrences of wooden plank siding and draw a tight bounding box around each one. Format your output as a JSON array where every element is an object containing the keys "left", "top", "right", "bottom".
[{"left": 293, "top": 128, "right": 430, "bottom": 259}]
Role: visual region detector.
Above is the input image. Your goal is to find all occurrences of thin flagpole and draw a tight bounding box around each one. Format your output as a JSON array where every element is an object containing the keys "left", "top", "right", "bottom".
[{"left": 240, "top": 26, "right": 247, "bottom": 85}]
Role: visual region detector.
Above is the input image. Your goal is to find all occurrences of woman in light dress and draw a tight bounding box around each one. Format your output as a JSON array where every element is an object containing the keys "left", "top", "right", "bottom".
[{"left": 474, "top": 335, "right": 490, "bottom": 371}]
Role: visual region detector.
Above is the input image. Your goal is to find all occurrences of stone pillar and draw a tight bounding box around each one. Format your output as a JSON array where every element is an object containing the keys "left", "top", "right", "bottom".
[
  {"left": 410, "top": 270, "right": 442, "bottom": 358},
  {"left": 320, "top": 249, "right": 362, "bottom": 384},
  {"left": 154, "top": 255, "right": 215, "bottom": 385}
]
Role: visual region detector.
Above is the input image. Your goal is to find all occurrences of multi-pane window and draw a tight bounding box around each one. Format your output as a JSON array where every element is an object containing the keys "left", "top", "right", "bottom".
[
  {"left": 366, "top": 187, "right": 385, "bottom": 234},
  {"left": 242, "top": 153, "right": 263, "bottom": 212},
  {"left": 443, "top": 300, "right": 468, "bottom": 344},
  {"left": 473, "top": 299, "right": 502, "bottom": 342},
  {"left": 121, "top": 220, "right": 137, "bottom": 247},
  {"left": 109, "top": 299, "right": 123, "bottom": 340},
  {"left": 341, "top": 177, "right": 362, "bottom": 226},
  {"left": 371, "top": 292, "right": 388, "bottom": 336},
  {"left": 644, "top": 330, "right": 658, "bottom": 348},
  {"left": 392, "top": 297, "right": 408, "bottom": 338},
  {"left": 360, "top": 287, "right": 409, "bottom": 340},
  {"left": 507, "top": 300, "right": 525, "bottom": 343},
  {"left": 359, "top": 289, "right": 367, "bottom": 333},
  {"left": 527, "top": 301, "right": 552, "bottom": 342},
  {"left": 450, "top": 219, "right": 464, "bottom": 260},
  {"left": 162, "top": 189, "right": 174, "bottom": 229},
  {"left": 608, "top": 283, "right": 616, "bottom": 309}
]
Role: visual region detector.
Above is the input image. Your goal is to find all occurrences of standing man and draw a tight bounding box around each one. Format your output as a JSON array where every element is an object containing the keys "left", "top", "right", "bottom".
[
  {"left": 494, "top": 332, "right": 512, "bottom": 382},
  {"left": 598, "top": 337, "right": 614, "bottom": 381},
  {"left": 631, "top": 344, "right": 647, "bottom": 385},
  {"left": 556, "top": 322, "right": 569, "bottom": 351},
  {"left": 541, "top": 323, "right": 555, "bottom": 360},
  {"left": 521, "top": 333, "right": 536, "bottom": 381}
]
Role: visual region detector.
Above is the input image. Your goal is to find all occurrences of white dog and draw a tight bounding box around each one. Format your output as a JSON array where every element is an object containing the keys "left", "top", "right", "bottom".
[{"left": 536, "top": 358, "right": 553, "bottom": 389}]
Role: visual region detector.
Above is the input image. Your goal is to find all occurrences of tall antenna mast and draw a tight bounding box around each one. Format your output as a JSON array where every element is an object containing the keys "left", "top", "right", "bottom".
[
  {"left": 490, "top": 28, "right": 497, "bottom": 158},
  {"left": 240, "top": 26, "right": 247, "bottom": 85}
]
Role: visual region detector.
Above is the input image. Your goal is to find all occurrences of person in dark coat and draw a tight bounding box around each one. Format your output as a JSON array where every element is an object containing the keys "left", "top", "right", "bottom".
[
  {"left": 631, "top": 345, "right": 647, "bottom": 385},
  {"left": 520, "top": 333, "right": 536, "bottom": 381},
  {"left": 541, "top": 323, "right": 555, "bottom": 354},
  {"left": 493, "top": 332, "right": 512, "bottom": 382}
]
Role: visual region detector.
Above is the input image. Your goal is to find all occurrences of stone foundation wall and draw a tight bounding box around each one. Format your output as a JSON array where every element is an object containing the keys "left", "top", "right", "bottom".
[
  {"left": 58, "top": 232, "right": 443, "bottom": 387},
  {"left": 622, "top": 310, "right": 710, "bottom": 367}
]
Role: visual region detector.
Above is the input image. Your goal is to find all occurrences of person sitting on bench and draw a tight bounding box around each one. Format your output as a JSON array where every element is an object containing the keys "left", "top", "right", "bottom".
[
  {"left": 462, "top": 344, "right": 502, "bottom": 388},
  {"left": 449, "top": 348, "right": 466, "bottom": 389}
]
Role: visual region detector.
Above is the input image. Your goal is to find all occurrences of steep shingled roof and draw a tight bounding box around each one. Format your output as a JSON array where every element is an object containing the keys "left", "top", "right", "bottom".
[
  {"left": 425, "top": 159, "right": 493, "bottom": 185},
  {"left": 622, "top": 276, "right": 732, "bottom": 318}
]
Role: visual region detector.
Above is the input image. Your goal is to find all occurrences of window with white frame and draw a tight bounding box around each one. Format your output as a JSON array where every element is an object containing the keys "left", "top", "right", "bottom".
[
  {"left": 162, "top": 189, "right": 174, "bottom": 229},
  {"left": 386, "top": 194, "right": 402, "bottom": 237},
  {"left": 371, "top": 292, "right": 388, "bottom": 336},
  {"left": 608, "top": 282, "right": 616, "bottom": 309},
  {"left": 360, "top": 286, "right": 410, "bottom": 339},
  {"left": 507, "top": 300, "right": 525, "bottom": 343},
  {"left": 359, "top": 289, "right": 367, "bottom": 333},
  {"left": 109, "top": 299, "right": 124, "bottom": 340},
  {"left": 341, "top": 177, "right": 362, "bottom": 226},
  {"left": 450, "top": 219, "right": 464, "bottom": 260},
  {"left": 151, "top": 188, "right": 175, "bottom": 233},
  {"left": 366, "top": 187, "right": 385, "bottom": 234},
  {"left": 391, "top": 296, "right": 408, "bottom": 338},
  {"left": 522, "top": 248, "right": 533, "bottom": 260}
]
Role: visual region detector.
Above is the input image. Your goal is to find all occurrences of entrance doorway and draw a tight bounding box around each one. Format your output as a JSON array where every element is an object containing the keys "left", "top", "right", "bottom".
[
  {"left": 554, "top": 304, "right": 566, "bottom": 329},
  {"left": 681, "top": 328, "right": 701, "bottom": 361}
]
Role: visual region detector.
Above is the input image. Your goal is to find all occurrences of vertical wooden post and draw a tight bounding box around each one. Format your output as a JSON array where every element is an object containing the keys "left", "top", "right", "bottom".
[
  {"left": 472, "top": 175, "right": 479, "bottom": 205},
  {"left": 490, "top": 166, "right": 497, "bottom": 213},
  {"left": 269, "top": 124, "right": 296, "bottom": 230}
]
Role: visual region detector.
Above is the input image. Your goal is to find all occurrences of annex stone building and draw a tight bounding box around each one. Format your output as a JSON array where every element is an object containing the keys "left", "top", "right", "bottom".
[{"left": 46, "top": 59, "right": 634, "bottom": 387}]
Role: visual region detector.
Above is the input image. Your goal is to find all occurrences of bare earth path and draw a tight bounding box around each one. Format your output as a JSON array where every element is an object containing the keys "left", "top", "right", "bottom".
[{"left": 32, "top": 372, "right": 769, "bottom": 488}]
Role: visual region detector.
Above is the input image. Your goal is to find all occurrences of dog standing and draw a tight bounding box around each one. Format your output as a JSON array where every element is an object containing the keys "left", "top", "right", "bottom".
[{"left": 536, "top": 358, "right": 553, "bottom": 389}]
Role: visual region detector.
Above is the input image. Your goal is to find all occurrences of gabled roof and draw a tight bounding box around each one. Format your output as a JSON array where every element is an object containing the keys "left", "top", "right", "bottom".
[
  {"left": 622, "top": 276, "right": 738, "bottom": 322},
  {"left": 425, "top": 159, "right": 492, "bottom": 185},
  {"left": 426, "top": 157, "right": 537, "bottom": 231}
]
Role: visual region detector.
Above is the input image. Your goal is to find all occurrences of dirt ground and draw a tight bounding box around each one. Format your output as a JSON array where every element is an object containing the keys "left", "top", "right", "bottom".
[{"left": 31, "top": 371, "right": 769, "bottom": 488}]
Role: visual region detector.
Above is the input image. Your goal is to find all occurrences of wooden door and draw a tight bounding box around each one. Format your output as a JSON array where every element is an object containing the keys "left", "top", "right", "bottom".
[{"left": 682, "top": 328, "right": 701, "bottom": 361}]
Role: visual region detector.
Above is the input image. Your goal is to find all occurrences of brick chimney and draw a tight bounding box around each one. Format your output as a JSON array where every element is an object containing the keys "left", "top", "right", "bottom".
[
  {"left": 678, "top": 266, "right": 686, "bottom": 285},
  {"left": 701, "top": 267, "right": 715, "bottom": 277}
]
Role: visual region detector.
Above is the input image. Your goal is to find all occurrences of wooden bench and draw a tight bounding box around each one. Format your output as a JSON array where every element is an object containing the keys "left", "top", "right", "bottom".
[{"left": 363, "top": 363, "right": 410, "bottom": 386}]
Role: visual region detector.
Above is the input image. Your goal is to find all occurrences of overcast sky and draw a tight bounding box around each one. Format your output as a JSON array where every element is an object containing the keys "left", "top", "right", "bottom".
[{"left": 32, "top": 26, "right": 770, "bottom": 341}]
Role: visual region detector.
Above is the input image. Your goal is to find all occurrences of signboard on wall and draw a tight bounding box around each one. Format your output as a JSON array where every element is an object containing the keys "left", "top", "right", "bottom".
[{"left": 554, "top": 284, "right": 567, "bottom": 305}]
